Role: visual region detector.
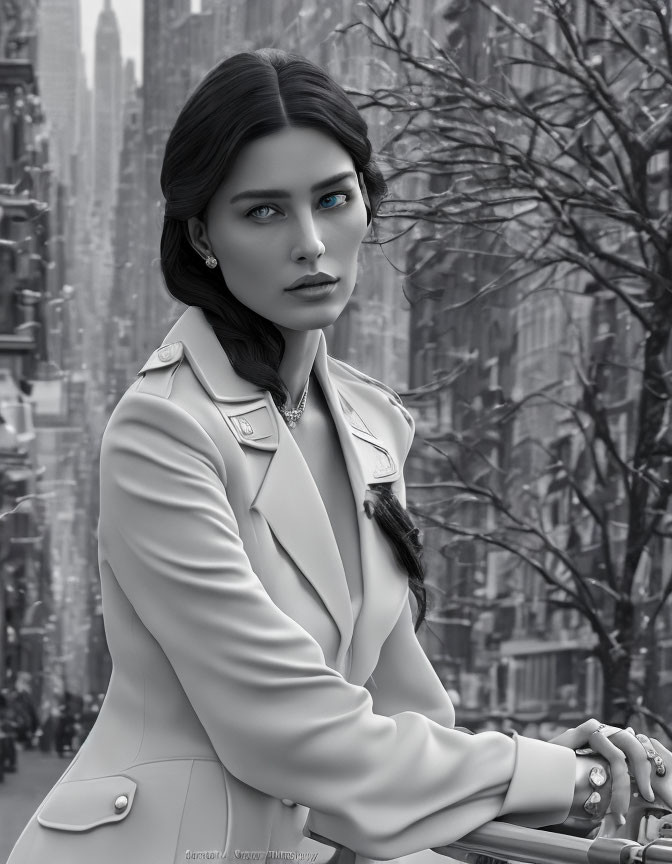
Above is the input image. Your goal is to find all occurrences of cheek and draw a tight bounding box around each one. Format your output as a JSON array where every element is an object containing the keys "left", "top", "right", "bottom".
[
  {"left": 213, "top": 228, "right": 277, "bottom": 284},
  {"left": 332, "top": 206, "right": 369, "bottom": 256},
  {"left": 351, "top": 199, "right": 370, "bottom": 245}
]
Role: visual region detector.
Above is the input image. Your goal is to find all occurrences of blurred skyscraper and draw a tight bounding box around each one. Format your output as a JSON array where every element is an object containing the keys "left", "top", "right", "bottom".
[
  {"left": 36, "top": 0, "right": 82, "bottom": 188},
  {"left": 93, "top": 0, "right": 123, "bottom": 222}
]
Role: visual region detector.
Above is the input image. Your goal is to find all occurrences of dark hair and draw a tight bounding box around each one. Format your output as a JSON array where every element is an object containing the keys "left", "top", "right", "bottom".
[{"left": 159, "top": 48, "right": 427, "bottom": 630}]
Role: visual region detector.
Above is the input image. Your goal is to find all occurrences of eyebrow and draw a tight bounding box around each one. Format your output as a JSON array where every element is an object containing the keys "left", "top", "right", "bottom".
[{"left": 229, "top": 171, "right": 357, "bottom": 204}]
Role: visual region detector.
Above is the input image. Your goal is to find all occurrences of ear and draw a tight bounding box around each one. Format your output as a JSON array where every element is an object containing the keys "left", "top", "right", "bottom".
[
  {"left": 187, "top": 215, "right": 212, "bottom": 259},
  {"left": 357, "top": 172, "right": 372, "bottom": 226}
]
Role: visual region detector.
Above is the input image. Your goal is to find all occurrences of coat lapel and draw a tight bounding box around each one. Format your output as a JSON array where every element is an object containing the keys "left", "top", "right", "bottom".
[
  {"left": 155, "top": 307, "right": 408, "bottom": 681},
  {"left": 249, "top": 410, "right": 355, "bottom": 669},
  {"left": 316, "top": 350, "right": 410, "bottom": 684}
]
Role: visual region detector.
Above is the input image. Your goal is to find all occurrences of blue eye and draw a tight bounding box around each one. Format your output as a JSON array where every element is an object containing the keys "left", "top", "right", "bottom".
[
  {"left": 319, "top": 193, "right": 348, "bottom": 210},
  {"left": 246, "top": 193, "right": 349, "bottom": 221},
  {"left": 247, "top": 204, "right": 278, "bottom": 220}
]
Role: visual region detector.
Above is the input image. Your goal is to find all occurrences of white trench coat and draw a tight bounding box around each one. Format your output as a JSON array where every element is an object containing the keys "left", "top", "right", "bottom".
[{"left": 8, "top": 305, "right": 575, "bottom": 864}]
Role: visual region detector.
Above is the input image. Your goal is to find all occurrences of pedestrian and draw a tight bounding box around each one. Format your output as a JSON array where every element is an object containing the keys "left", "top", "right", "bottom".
[
  {"left": 78, "top": 694, "right": 99, "bottom": 746},
  {"left": 36, "top": 698, "right": 55, "bottom": 753},
  {"left": 54, "top": 691, "right": 75, "bottom": 759},
  {"left": 7, "top": 48, "right": 672, "bottom": 864},
  {"left": 11, "top": 680, "right": 37, "bottom": 750},
  {"left": 0, "top": 689, "right": 17, "bottom": 775}
]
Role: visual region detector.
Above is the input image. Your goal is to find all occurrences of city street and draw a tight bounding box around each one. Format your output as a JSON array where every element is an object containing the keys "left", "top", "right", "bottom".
[{"left": 0, "top": 749, "right": 68, "bottom": 862}]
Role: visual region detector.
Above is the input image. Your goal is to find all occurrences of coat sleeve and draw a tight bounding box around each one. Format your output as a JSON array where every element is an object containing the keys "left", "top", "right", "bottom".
[{"left": 98, "top": 389, "right": 576, "bottom": 861}]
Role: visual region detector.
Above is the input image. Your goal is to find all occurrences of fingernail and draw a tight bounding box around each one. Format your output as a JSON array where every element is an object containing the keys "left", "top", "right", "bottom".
[
  {"left": 619, "top": 814, "right": 626, "bottom": 827},
  {"left": 646, "top": 788, "right": 655, "bottom": 802}
]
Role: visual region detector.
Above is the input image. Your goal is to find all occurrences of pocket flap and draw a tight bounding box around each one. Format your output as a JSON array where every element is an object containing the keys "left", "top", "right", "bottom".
[{"left": 37, "top": 775, "right": 137, "bottom": 831}]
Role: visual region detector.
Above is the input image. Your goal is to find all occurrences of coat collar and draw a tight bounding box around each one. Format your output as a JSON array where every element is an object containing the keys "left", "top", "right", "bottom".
[{"left": 143, "top": 306, "right": 409, "bottom": 681}]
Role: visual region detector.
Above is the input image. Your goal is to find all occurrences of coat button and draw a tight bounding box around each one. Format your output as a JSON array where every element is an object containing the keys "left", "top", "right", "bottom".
[
  {"left": 157, "top": 343, "right": 177, "bottom": 363},
  {"left": 235, "top": 416, "right": 254, "bottom": 437},
  {"left": 114, "top": 794, "right": 129, "bottom": 812},
  {"left": 281, "top": 798, "right": 297, "bottom": 807}
]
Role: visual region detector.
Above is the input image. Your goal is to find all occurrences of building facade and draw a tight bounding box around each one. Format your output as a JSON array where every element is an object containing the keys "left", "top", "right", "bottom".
[
  {"left": 0, "top": 0, "right": 94, "bottom": 726},
  {"left": 36, "top": 0, "right": 81, "bottom": 188},
  {"left": 401, "top": 0, "right": 672, "bottom": 730}
]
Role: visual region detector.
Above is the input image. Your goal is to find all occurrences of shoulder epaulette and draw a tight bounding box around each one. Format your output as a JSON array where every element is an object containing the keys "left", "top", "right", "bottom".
[
  {"left": 133, "top": 342, "right": 185, "bottom": 398},
  {"left": 137, "top": 341, "right": 184, "bottom": 375}
]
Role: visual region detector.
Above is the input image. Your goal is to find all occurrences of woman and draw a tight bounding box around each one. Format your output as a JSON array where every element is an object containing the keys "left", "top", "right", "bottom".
[{"left": 7, "top": 48, "right": 672, "bottom": 864}]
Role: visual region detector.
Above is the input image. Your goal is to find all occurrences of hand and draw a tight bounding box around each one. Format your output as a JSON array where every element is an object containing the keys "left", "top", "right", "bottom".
[
  {"left": 549, "top": 719, "right": 656, "bottom": 833},
  {"left": 607, "top": 741, "right": 672, "bottom": 843},
  {"left": 633, "top": 733, "right": 672, "bottom": 810}
]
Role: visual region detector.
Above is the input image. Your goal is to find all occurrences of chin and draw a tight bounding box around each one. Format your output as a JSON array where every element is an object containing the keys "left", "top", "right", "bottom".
[
  {"left": 279, "top": 299, "right": 351, "bottom": 332},
  {"left": 283, "top": 313, "right": 345, "bottom": 332}
]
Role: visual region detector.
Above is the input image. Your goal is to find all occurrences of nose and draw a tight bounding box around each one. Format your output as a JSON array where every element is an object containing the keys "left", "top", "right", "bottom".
[{"left": 290, "top": 214, "right": 325, "bottom": 264}]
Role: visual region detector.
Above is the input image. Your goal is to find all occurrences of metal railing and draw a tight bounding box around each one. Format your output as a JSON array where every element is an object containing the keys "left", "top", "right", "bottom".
[
  {"left": 436, "top": 822, "right": 672, "bottom": 864},
  {"left": 307, "top": 810, "right": 672, "bottom": 864}
]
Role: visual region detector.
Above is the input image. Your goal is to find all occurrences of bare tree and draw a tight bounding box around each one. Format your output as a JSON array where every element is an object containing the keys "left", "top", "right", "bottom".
[{"left": 342, "top": 0, "right": 672, "bottom": 730}]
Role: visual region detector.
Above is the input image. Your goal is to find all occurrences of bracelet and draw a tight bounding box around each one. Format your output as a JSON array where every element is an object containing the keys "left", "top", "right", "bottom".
[
  {"left": 568, "top": 754, "right": 612, "bottom": 824},
  {"left": 583, "top": 764, "right": 609, "bottom": 816}
]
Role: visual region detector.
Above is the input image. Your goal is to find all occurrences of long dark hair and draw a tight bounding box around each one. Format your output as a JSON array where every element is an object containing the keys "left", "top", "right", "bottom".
[{"left": 159, "top": 48, "right": 427, "bottom": 630}]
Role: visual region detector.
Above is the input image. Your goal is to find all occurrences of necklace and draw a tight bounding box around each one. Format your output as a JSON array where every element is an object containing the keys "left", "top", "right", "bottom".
[{"left": 279, "top": 376, "right": 310, "bottom": 428}]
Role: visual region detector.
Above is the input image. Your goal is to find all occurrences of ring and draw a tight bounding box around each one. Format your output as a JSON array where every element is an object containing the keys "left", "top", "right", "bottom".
[
  {"left": 636, "top": 733, "right": 657, "bottom": 759},
  {"left": 589, "top": 765, "right": 608, "bottom": 788},
  {"left": 637, "top": 735, "right": 667, "bottom": 776},
  {"left": 584, "top": 790, "right": 602, "bottom": 817},
  {"left": 653, "top": 755, "right": 667, "bottom": 777}
]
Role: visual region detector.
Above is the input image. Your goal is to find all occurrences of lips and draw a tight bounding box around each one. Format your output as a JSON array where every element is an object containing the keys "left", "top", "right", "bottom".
[{"left": 286, "top": 272, "right": 339, "bottom": 291}]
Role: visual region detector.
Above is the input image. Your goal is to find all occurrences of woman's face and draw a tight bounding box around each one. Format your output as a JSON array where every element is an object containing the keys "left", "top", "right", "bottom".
[{"left": 192, "top": 127, "right": 369, "bottom": 333}]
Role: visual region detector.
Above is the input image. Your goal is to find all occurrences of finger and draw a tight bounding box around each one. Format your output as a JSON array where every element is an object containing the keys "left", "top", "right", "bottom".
[
  {"left": 635, "top": 732, "right": 655, "bottom": 751},
  {"left": 610, "top": 730, "right": 655, "bottom": 801},
  {"left": 634, "top": 733, "right": 660, "bottom": 793},
  {"left": 587, "top": 731, "right": 630, "bottom": 821},
  {"left": 648, "top": 737, "right": 672, "bottom": 789},
  {"left": 601, "top": 812, "right": 622, "bottom": 838},
  {"left": 636, "top": 733, "right": 671, "bottom": 794},
  {"left": 648, "top": 737, "right": 672, "bottom": 761},
  {"left": 596, "top": 724, "right": 628, "bottom": 739},
  {"left": 550, "top": 718, "right": 603, "bottom": 749}
]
